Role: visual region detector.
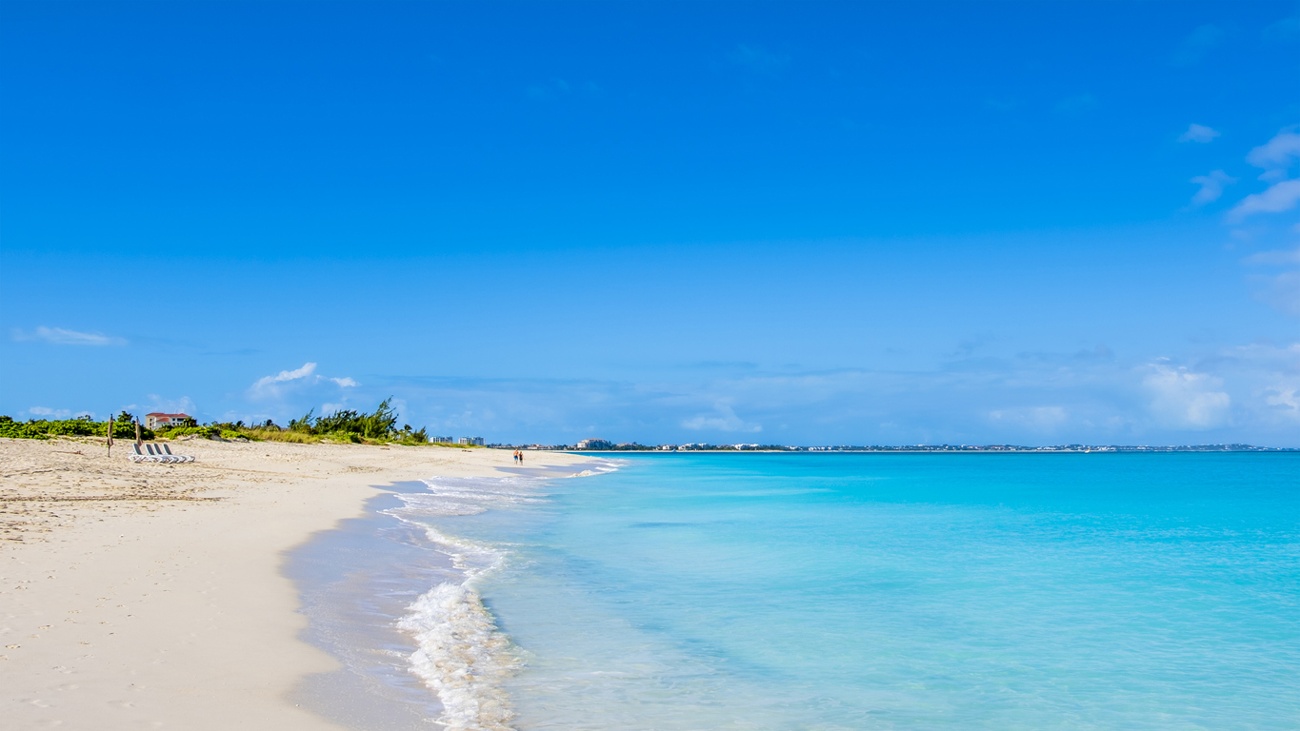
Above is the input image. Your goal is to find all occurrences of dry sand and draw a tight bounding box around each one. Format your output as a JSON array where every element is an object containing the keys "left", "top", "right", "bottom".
[{"left": 0, "top": 436, "right": 592, "bottom": 729}]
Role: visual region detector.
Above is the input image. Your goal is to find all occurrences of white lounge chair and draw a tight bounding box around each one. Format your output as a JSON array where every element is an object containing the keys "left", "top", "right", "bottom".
[
  {"left": 146, "top": 443, "right": 177, "bottom": 463},
  {"left": 160, "top": 444, "right": 194, "bottom": 463},
  {"left": 130, "top": 443, "right": 161, "bottom": 463}
]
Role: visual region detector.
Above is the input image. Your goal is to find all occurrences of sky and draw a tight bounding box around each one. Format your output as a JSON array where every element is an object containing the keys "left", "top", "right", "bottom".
[{"left": 2, "top": 1, "right": 1300, "bottom": 446}]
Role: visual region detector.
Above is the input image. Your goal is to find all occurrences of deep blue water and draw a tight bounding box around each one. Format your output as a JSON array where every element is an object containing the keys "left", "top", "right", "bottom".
[{"left": 391, "top": 453, "right": 1299, "bottom": 730}]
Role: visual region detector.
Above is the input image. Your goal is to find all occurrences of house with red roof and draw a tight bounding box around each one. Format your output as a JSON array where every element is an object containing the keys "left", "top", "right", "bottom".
[{"left": 145, "top": 412, "right": 194, "bottom": 430}]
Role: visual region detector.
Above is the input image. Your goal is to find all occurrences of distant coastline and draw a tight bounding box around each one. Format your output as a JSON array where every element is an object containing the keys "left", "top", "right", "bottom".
[{"left": 505, "top": 442, "right": 1298, "bottom": 453}]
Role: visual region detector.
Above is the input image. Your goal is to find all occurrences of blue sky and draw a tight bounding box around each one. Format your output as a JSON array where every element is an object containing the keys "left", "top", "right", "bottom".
[{"left": 3, "top": 1, "right": 1299, "bottom": 446}]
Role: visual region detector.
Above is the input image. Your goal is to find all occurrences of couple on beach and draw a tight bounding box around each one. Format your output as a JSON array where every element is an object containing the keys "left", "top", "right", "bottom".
[{"left": 512, "top": 449, "right": 524, "bottom": 464}]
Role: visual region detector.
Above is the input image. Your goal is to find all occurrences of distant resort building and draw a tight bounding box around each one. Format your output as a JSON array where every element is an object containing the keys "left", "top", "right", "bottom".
[
  {"left": 429, "top": 435, "right": 455, "bottom": 444},
  {"left": 457, "top": 436, "right": 486, "bottom": 446},
  {"left": 145, "top": 412, "right": 193, "bottom": 430},
  {"left": 576, "top": 438, "right": 614, "bottom": 450}
]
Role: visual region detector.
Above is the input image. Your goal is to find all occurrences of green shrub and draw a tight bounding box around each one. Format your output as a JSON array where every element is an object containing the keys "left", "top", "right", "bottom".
[
  {"left": 284, "top": 398, "right": 402, "bottom": 441},
  {"left": 2, "top": 400, "right": 442, "bottom": 447},
  {"left": 0, "top": 412, "right": 153, "bottom": 440},
  {"left": 156, "top": 425, "right": 222, "bottom": 440}
]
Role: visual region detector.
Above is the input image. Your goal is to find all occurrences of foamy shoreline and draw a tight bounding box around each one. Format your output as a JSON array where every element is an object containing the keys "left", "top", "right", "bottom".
[{"left": 0, "top": 437, "right": 593, "bottom": 729}]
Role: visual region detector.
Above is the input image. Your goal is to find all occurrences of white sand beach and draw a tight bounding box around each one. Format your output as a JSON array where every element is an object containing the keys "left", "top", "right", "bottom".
[{"left": 0, "top": 437, "right": 591, "bottom": 729}]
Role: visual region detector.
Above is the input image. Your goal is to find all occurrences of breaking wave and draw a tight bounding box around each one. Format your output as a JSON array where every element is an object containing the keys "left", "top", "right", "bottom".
[
  {"left": 389, "top": 465, "right": 617, "bottom": 729},
  {"left": 399, "top": 582, "right": 522, "bottom": 731}
]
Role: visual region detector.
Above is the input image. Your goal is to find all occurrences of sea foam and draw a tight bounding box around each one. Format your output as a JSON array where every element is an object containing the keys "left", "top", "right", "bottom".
[
  {"left": 399, "top": 582, "right": 521, "bottom": 731},
  {"left": 389, "top": 469, "right": 617, "bottom": 730}
]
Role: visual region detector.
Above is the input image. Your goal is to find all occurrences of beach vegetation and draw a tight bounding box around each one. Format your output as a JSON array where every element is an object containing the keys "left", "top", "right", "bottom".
[
  {"left": 155, "top": 425, "right": 224, "bottom": 440},
  {"left": 0, "top": 412, "right": 154, "bottom": 440},
  {"left": 1, "top": 399, "right": 444, "bottom": 447}
]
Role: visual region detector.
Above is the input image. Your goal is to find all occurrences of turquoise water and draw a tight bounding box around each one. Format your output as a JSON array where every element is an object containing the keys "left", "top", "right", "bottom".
[{"left": 393, "top": 453, "right": 1299, "bottom": 730}]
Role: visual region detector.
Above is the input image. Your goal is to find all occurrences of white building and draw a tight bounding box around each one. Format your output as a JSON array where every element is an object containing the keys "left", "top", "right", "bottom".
[{"left": 145, "top": 412, "right": 193, "bottom": 430}]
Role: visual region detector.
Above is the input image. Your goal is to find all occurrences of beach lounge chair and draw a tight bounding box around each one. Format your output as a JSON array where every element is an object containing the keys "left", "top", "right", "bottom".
[
  {"left": 160, "top": 444, "right": 194, "bottom": 463},
  {"left": 130, "top": 443, "right": 161, "bottom": 463},
  {"left": 149, "top": 443, "right": 188, "bottom": 464},
  {"left": 145, "top": 443, "right": 176, "bottom": 463}
]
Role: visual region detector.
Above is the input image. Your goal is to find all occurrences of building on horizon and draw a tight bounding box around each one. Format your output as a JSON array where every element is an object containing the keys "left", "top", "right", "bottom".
[
  {"left": 576, "top": 438, "right": 614, "bottom": 450},
  {"left": 145, "top": 412, "right": 193, "bottom": 430}
]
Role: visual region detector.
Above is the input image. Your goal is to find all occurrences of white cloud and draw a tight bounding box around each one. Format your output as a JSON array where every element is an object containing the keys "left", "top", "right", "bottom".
[
  {"left": 13, "top": 326, "right": 126, "bottom": 346},
  {"left": 1246, "top": 131, "right": 1300, "bottom": 170},
  {"left": 1242, "top": 249, "right": 1300, "bottom": 316},
  {"left": 1244, "top": 246, "right": 1300, "bottom": 266},
  {"left": 681, "top": 403, "right": 762, "bottom": 433},
  {"left": 27, "top": 406, "right": 73, "bottom": 419},
  {"left": 145, "top": 395, "right": 196, "bottom": 416},
  {"left": 1189, "top": 170, "right": 1235, "bottom": 205},
  {"left": 258, "top": 362, "right": 317, "bottom": 387},
  {"left": 1143, "top": 363, "right": 1231, "bottom": 429},
  {"left": 1265, "top": 387, "right": 1300, "bottom": 413},
  {"left": 1179, "top": 123, "right": 1220, "bottom": 143},
  {"left": 249, "top": 362, "right": 359, "bottom": 399},
  {"left": 1228, "top": 179, "right": 1300, "bottom": 220},
  {"left": 1253, "top": 270, "right": 1300, "bottom": 317}
]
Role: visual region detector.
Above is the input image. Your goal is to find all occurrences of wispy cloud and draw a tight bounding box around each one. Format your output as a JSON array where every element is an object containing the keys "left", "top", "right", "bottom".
[
  {"left": 341, "top": 343, "right": 1300, "bottom": 445},
  {"left": 1244, "top": 246, "right": 1300, "bottom": 316},
  {"left": 27, "top": 406, "right": 73, "bottom": 419},
  {"left": 1178, "top": 123, "right": 1220, "bottom": 143},
  {"left": 145, "top": 395, "right": 196, "bottom": 416},
  {"left": 728, "top": 44, "right": 789, "bottom": 75},
  {"left": 249, "top": 362, "right": 359, "bottom": 399},
  {"left": 1265, "top": 386, "right": 1300, "bottom": 415},
  {"left": 527, "top": 77, "right": 570, "bottom": 101},
  {"left": 1171, "top": 23, "right": 1225, "bottom": 66},
  {"left": 262, "top": 362, "right": 317, "bottom": 384},
  {"left": 12, "top": 326, "right": 126, "bottom": 346},
  {"left": 1245, "top": 130, "right": 1300, "bottom": 174},
  {"left": 1189, "top": 170, "right": 1235, "bottom": 205},
  {"left": 1264, "top": 13, "right": 1300, "bottom": 43},
  {"left": 1229, "top": 179, "right": 1300, "bottom": 220},
  {"left": 1244, "top": 246, "right": 1300, "bottom": 267},
  {"left": 681, "top": 403, "right": 762, "bottom": 433}
]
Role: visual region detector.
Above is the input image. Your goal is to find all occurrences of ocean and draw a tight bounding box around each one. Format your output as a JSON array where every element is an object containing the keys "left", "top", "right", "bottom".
[{"left": 287, "top": 452, "right": 1300, "bottom": 730}]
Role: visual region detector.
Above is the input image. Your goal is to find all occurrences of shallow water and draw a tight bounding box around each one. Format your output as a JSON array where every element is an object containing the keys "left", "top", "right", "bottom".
[
  {"left": 291, "top": 453, "right": 1300, "bottom": 730},
  {"left": 284, "top": 485, "right": 450, "bottom": 730}
]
